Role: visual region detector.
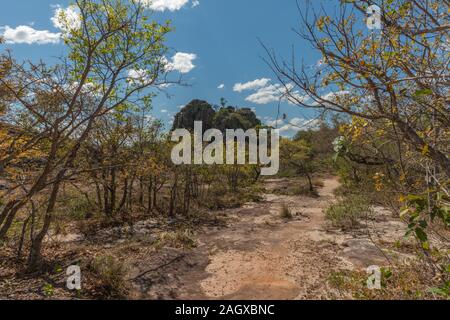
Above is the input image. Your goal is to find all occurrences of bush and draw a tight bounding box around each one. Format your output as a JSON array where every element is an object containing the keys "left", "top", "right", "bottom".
[
  {"left": 58, "top": 191, "right": 95, "bottom": 221},
  {"left": 89, "top": 255, "right": 128, "bottom": 298},
  {"left": 155, "top": 228, "right": 197, "bottom": 249},
  {"left": 291, "top": 185, "right": 319, "bottom": 197},
  {"left": 325, "top": 194, "right": 372, "bottom": 229},
  {"left": 203, "top": 185, "right": 263, "bottom": 210}
]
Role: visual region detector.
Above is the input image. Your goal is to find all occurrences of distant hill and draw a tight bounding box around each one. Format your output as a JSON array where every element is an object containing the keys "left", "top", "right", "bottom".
[{"left": 172, "top": 99, "right": 261, "bottom": 132}]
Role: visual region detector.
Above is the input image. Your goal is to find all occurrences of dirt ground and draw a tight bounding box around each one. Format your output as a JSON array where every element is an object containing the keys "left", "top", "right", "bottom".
[
  {"left": 1, "top": 177, "right": 422, "bottom": 300},
  {"left": 126, "top": 177, "right": 414, "bottom": 300}
]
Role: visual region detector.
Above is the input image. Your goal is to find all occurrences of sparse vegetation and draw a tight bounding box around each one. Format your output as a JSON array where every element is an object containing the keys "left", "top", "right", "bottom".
[
  {"left": 154, "top": 228, "right": 197, "bottom": 249},
  {"left": 328, "top": 262, "right": 449, "bottom": 300},
  {"left": 88, "top": 255, "right": 128, "bottom": 298},
  {"left": 0, "top": 0, "right": 448, "bottom": 302},
  {"left": 325, "top": 195, "right": 373, "bottom": 230}
]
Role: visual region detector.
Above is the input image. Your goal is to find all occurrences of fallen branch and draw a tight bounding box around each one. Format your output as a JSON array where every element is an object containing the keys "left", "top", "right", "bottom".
[{"left": 127, "top": 254, "right": 186, "bottom": 281}]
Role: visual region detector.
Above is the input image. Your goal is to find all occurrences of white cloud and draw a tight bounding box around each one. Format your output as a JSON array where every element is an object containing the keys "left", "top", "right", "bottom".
[
  {"left": 127, "top": 69, "right": 156, "bottom": 85},
  {"left": 161, "top": 109, "right": 168, "bottom": 113},
  {"left": 320, "top": 90, "right": 350, "bottom": 101},
  {"left": 266, "top": 117, "right": 320, "bottom": 137},
  {"left": 233, "top": 78, "right": 271, "bottom": 92},
  {"left": 266, "top": 119, "right": 284, "bottom": 128},
  {"left": 1, "top": 25, "right": 60, "bottom": 44},
  {"left": 235, "top": 79, "right": 308, "bottom": 105},
  {"left": 166, "top": 52, "right": 197, "bottom": 73},
  {"left": 217, "top": 84, "right": 225, "bottom": 89},
  {"left": 245, "top": 84, "right": 284, "bottom": 104},
  {"left": 51, "top": 5, "right": 81, "bottom": 33},
  {"left": 192, "top": 0, "right": 200, "bottom": 7},
  {"left": 310, "top": 90, "right": 350, "bottom": 106},
  {"left": 139, "top": 0, "right": 190, "bottom": 11}
]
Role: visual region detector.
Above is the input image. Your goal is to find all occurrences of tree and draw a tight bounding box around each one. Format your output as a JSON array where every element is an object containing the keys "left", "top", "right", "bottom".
[
  {"left": 265, "top": 0, "right": 449, "bottom": 175},
  {"left": 266, "top": 0, "right": 449, "bottom": 247},
  {"left": 0, "top": 0, "right": 174, "bottom": 269},
  {"left": 280, "top": 138, "right": 316, "bottom": 192}
]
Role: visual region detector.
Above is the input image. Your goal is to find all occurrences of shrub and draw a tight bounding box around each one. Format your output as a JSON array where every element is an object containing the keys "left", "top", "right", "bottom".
[
  {"left": 325, "top": 194, "right": 372, "bottom": 229},
  {"left": 203, "top": 185, "right": 263, "bottom": 210},
  {"left": 291, "top": 185, "right": 319, "bottom": 197},
  {"left": 89, "top": 255, "right": 128, "bottom": 298},
  {"left": 42, "top": 283, "right": 54, "bottom": 297},
  {"left": 155, "top": 228, "right": 197, "bottom": 249}
]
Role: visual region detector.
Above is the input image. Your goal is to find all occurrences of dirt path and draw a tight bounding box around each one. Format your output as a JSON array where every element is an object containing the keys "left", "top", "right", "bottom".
[
  {"left": 196, "top": 177, "right": 351, "bottom": 300},
  {"left": 126, "top": 177, "right": 406, "bottom": 300}
]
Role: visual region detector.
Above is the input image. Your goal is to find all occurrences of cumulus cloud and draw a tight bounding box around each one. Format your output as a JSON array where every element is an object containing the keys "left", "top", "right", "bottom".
[
  {"left": 234, "top": 78, "right": 308, "bottom": 105},
  {"left": 128, "top": 55, "right": 198, "bottom": 84},
  {"left": 266, "top": 118, "right": 285, "bottom": 128},
  {"left": 51, "top": 5, "right": 81, "bottom": 33},
  {"left": 192, "top": 0, "right": 200, "bottom": 7},
  {"left": 127, "top": 69, "right": 155, "bottom": 85},
  {"left": 1, "top": 25, "right": 60, "bottom": 44},
  {"left": 266, "top": 117, "right": 321, "bottom": 137},
  {"left": 217, "top": 84, "right": 225, "bottom": 89},
  {"left": 245, "top": 84, "right": 285, "bottom": 104},
  {"left": 320, "top": 90, "right": 350, "bottom": 101},
  {"left": 165, "top": 52, "right": 197, "bottom": 73},
  {"left": 139, "top": 0, "right": 190, "bottom": 11},
  {"left": 310, "top": 90, "right": 350, "bottom": 106},
  {"left": 233, "top": 78, "right": 271, "bottom": 93}
]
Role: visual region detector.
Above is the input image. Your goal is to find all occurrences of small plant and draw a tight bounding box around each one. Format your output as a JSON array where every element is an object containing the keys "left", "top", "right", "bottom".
[
  {"left": 89, "top": 255, "right": 128, "bottom": 298},
  {"left": 42, "top": 283, "right": 54, "bottom": 297},
  {"left": 280, "top": 204, "right": 293, "bottom": 219},
  {"left": 291, "top": 185, "right": 319, "bottom": 197},
  {"left": 325, "top": 194, "right": 372, "bottom": 229},
  {"left": 155, "top": 228, "right": 197, "bottom": 249}
]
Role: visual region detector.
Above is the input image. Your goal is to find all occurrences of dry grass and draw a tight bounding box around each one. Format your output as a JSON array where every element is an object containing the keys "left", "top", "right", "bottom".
[
  {"left": 328, "top": 260, "right": 449, "bottom": 300},
  {"left": 280, "top": 204, "right": 293, "bottom": 220},
  {"left": 87, "top": 255, "right": 129, "bottom": 298}
]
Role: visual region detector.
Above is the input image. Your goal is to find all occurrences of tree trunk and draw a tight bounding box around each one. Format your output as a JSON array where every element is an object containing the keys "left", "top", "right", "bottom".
[
  {"left": 146, "top": 177, "right": 153, "bottom": 215},
  {"left": 27, "top": 172, "right": 63, "bottom": 271}
]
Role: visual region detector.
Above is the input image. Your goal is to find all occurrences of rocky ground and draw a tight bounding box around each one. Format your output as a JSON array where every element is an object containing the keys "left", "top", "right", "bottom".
[
  {"left": 126, "top": 177, "right": 416, "bottom": 300},
  {"left": 1, "top": 177, "right": 429, "bottom": 300}
]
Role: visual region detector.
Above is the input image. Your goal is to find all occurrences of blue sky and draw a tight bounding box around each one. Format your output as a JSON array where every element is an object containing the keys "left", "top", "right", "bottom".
[{"left": 0, "top": 0, "right": 342, "bottom": 136}]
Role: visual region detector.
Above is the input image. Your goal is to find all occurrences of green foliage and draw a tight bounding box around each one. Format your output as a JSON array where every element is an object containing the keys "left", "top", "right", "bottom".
[
  {"left": 212, "top": 107, "right": 261, "bottom": 132},
  {"left": 59, "top": 193, "right": 94, "bottom": 221},
  {"left": 172, "top": 99, "right": 261, "bottom": 132},
  {"left": 328, "top": 261, "right": 448, "bottom": 300},
  {"left": 401, "top": 191, "right": 449, "bottom": 250},
  {"left": 427, "top": 281, "right": 449, "bottom": 298},
  {"left": 42, "top": 283, "right": 54, "bottom": 297}
]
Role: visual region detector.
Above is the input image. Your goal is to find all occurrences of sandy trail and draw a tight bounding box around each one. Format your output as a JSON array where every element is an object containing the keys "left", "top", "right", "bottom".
[
  {"left": 197, "top": 177, "right": 344, "bottom": 300},
  {"left": 129, "top": 177, "right": 409, "bottom": 300}
]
